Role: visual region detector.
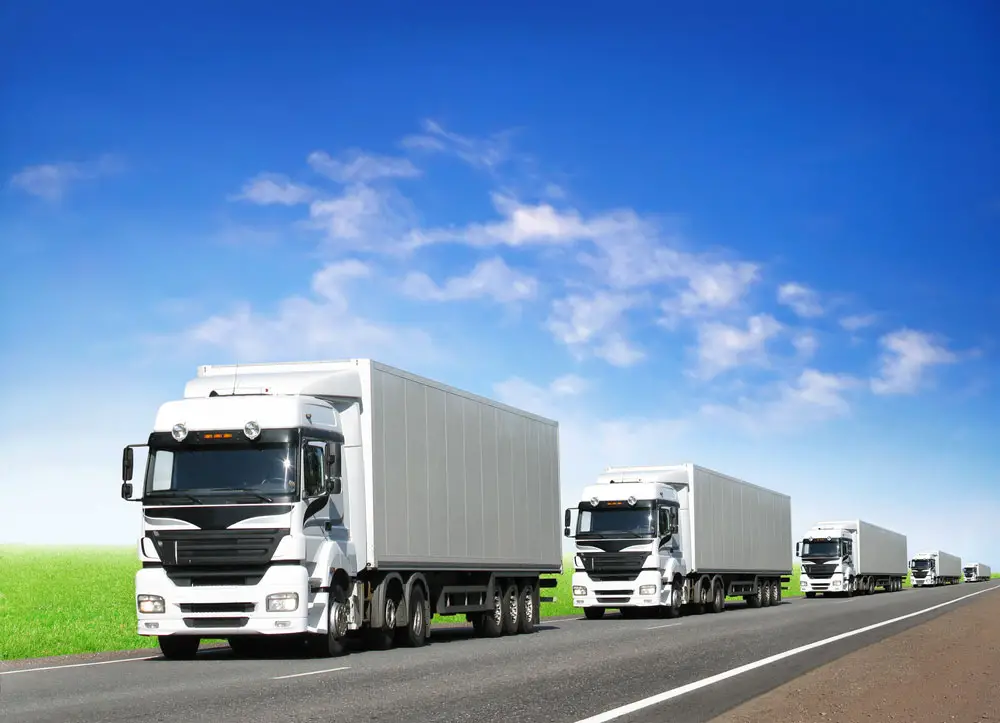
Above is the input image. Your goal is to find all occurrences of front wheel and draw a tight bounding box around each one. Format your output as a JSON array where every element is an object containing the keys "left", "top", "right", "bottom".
[
  {"left": 158, "top": 635, "right": 200, "bottom": 660},
  {"left": 308, "top": 584, "right": 350, "bottom": 657},
  {"left": 583, "top": 606, "right": 605, "bottom": 620}
]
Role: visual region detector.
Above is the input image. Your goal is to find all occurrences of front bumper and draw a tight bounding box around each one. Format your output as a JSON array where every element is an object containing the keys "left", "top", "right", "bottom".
[
  {"left": 135, "top": 565, "right": 311, "bottom": 637},
  {"left": 571, "top": 570, "right": 669, "bottom": 608},
  {"left": 800, "top": 575, "right": 847, "bottom": 593}
]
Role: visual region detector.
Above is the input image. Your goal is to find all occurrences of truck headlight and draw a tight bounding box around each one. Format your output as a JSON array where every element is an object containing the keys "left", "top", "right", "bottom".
[
  {"left": 137, "top": 594, "right": 165, "bottom": 614},
  {"left": 266, "top": 592, "right": 299, "bottom": 612},
  {"left": 572, "top": 586, "right": 587, "bottom": 596},
  {"left": 639, "top": 585, "right": 657, "bottom": 596}
]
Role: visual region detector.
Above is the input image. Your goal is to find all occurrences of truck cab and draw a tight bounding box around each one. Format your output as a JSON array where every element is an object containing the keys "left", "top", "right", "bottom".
[
  {"left": 797, "top": 524, "right": 854, "bottom": 597},
  {"left": 565, "top": 473, "right": 682, "bottom": 619}
]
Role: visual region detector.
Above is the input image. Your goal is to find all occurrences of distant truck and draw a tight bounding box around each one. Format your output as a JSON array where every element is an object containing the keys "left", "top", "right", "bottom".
[
  {"left": 121, "top": 359, "right": 562, "bottom": 659},
  {"left": 565, "top": 464, "right": 793, "bottom": 619},
  {"left": 963, "top": 562, "right": 992, "bottom": 583},
  {"left": 909, "top": 550, "right": 962, "bottom": 587},
  {"left": 796, "top": 519, "right": 907, "bottom": 598}
]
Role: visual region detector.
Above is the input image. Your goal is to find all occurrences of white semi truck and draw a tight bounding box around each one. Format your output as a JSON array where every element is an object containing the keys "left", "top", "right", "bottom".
[
  {"left": 121, "top": 359, "right": 562, "bottom": 659},
  {"left": 909, "top": 550, "right": 962, "bottom": 587},
  {"left": 564, "top": 464, "right": 793, "bottom": 619},
  {"left": 796, "top": 519, "right": 907, "bottom": 598},
  {"left": 963, "top": 562, "right": 991, "bottom": 583}
]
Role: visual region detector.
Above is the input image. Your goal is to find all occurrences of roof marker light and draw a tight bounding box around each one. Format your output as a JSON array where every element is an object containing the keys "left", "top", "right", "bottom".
[{"left": 244, "top": 420, "right": 261, "bottom": 440}]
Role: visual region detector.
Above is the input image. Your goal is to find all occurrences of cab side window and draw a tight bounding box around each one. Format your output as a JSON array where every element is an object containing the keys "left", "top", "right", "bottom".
[{"left": 303, "top": 443, "right": 325, "bottom": 498}]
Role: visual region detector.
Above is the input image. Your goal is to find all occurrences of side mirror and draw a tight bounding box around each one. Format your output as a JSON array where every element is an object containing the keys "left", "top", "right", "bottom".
[
  {"left": 123, "top": 446, "right": 134, "bottom": 482},
  {"left": 327, "top": 476, "right": 342, "bottom": 495},
  {"left": 563, "top": 508, "right": 572, "bottom": 538},
  {"left": 121, "top": 482, "right": 133, "bottom": 500},
  {"left": 795, "top": 542, "right": 801, "bottom": 557}
]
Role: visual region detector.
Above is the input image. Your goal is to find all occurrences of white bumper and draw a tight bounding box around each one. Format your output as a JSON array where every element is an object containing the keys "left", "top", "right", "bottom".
[
  {"left": 135, "top": 565, "right": 313, "bottom": 637},
  {"left": 800, "top": 575, "right": 848, "bottom": 594},
  {"left": 571, "top": 569, "right": 669, "bottom": 608},
  {"left": 912, "top": 575, "right": 935, "bottom": 586}
]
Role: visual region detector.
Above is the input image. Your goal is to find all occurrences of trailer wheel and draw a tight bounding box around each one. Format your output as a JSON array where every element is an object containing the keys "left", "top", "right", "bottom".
[
  {"left": 746, "top": 580, "right": 762, "bottom": 609},
  {"left": 517, "top": 582, "right": 536, "bottom": 634},
  {"left": 501, "top": 582, "right": 520, "bottom": 635},
  {"left": 760, "top": 580, "right": 772, "bottom": 608},
  {"left": 709, "top": 579, "right": 725, "bottom": 614},
  {"left": 158, "top": 635, "right": 200, "bottom": 660},
  {"left": 583, "top": 607, "right": 605, "bottom": 620},
  {"left": 475, "top": 584, "right": 504, "bottom": 637},
  {"left": 867, "top": 577, "right": 875, "bottom": 595}
]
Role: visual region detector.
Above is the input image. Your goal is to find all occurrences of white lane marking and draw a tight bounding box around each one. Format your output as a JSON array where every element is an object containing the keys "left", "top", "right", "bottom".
[
  {"left": 572, "top": 583, "right": 999, "bottom": 723},
  {"left": 273, "top": 665, "right": 350, "bottom": 680},
  {"left": 646, "top": 622, "right": 683, "bottom": 631},
  {"left": 0, "top": 655, "right": 155, "bottom": 676}
]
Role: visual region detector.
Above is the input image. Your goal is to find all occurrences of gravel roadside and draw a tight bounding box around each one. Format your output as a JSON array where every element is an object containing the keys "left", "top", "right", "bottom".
[{"left": 708, "top": 590, "right": 1000, "bottom": 723}]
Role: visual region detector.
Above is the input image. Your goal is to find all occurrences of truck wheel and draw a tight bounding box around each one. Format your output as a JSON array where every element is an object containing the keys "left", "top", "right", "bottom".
[
  {"left": 367, "top": 592, "right": 400, "bottom": 651},
  {"left": 227, "top": 637, "right": 262, "bottom": 658},
  {"left": 397, "top": 586, "right": 428, "bottom": 648},
  {"left": 584, "top": 607, "right": 605, "bottom": 620},
  {"left": 501, "top": 582, "right": 519, "bottom": 635},
  {"left": 746, "top": 581, "right": 762, "bottom": 609},
  {"left": 517, "top": 583, "right": 536, "bottom": 634},
  {"left": 476, "top": 585, "right": 504, "bottom": 637},
  {"left": 665, "top": 577, "right": 683, "bottom": 618},
  {"left": 805, "top": 592, "right": 816, "bottom": 599},
  {"left": 709, "top": 579, "right": 725, "bottom": 614},
  {"left": 760, "top": 580, "right": 772, "bottom": 608},
  {"left": 308, "top": 583, "right": 350, "bottom": 657},
  {"left": 158, "top": 635, "right": 200, "bottom": 660}
]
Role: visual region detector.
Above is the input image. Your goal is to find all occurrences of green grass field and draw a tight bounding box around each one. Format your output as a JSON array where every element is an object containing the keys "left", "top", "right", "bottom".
[{"left": 2, "top": 545, "right": 993, "bottom": 661}]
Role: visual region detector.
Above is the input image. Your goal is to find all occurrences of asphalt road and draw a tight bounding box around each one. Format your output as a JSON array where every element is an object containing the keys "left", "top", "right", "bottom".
[{"left": 3, "top": 581, "right": 997, "bottom": 723}]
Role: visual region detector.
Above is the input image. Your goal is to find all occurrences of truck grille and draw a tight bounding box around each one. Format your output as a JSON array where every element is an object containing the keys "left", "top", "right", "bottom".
[
  {"left": 578, "top": 552, "right": 648, "bottom": 576},
  {"left": 147, "top": 528, "right": 288, "bottom": 567},
  {"left": 803, "top": 564, "right": 836, "bottom": 579},
  {"left": 912, "top": 570, "right": 928, "bottom": 578}
]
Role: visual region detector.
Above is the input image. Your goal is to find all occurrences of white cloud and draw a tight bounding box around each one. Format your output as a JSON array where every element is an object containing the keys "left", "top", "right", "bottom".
[
  {"left": 840, "top": 313, "right": 878, "bottom": 332},
  {"left": 8, "top": 154, "right": 123, "bottom": 201},
  {"left": 793, "top": 332, "right": 819, "bottom": 359},
  {"left": 168, "top": 260, "right": 436, "bottom": 364},
  {"left": 694, "top": 314, "right": 783, "bottom": 379},
  {"left": 546, "top": 291, "right": 645, "bottom": 367},
  {"left": 307, "top": 150, "right": 421, "bottom": 184},
  {"left": 660, "top": 260, "right": 760, "bottom": 325},
  {"left": 400, "top": 119, "right": 515, "bottom": 172},
  {"left": 870, "top": 328, "right": 959, "bottom": 395},
  {"left": 232, "top": 173, "right": 315, "bottom": 206},
  {"left": 777, "top": 282, "right": 824, "bottom": 318},
  {"left": 702, "top": 368, "right": 860, "bottom": 433},
  {"left": 304, "top": 184, "right": 416, "bottom": 251},
  {"left": 401, "top": 256, "right": 538, "bottom": 304}
]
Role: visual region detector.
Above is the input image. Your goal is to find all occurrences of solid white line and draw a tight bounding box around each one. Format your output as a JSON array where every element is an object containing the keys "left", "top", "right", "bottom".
[
  {"left": 646, "top": 622, "right": 683, "bottom": 631},
  {"left": 273, "top": 665, "right": 350, "bottom": 680},
  {"left": 572, "top": 583, "right": 999, "bottom": 723},
  {"left": 0, "top": 655, "right": 155, "bottom": 676}
]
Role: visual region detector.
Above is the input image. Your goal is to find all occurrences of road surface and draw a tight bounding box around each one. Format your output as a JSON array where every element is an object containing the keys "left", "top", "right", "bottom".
[{"left": 2, "top": 581, "right": 997, "bottom": 723}]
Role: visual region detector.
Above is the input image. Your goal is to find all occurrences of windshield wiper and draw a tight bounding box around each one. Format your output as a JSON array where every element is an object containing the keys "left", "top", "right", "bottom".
[
  {"left": 163, "top": 493, "right": 204, "bottom": 504},
  {"left": 242, "top": 491, "right": 274, "bottom": 503}
]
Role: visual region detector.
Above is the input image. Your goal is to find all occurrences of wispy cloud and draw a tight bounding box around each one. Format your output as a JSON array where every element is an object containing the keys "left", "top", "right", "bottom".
[
  {"left": 840, "top": 313, "right": 878, "bottom": 332},
  {"left": 8, "top": 154, "right": 124, "bottom": 201},
  {"left": 401, "top": 256, "right": 538, "bottom": 304},
  {"left": 693, "top": 314, "right": 783, "bottom": 379},
  {"left": 546, "top": 291, "right": 646, "bottom": 367},
  {"left": 231, "top": 173, "right": 315, "bottom": 206},
  {"left": 870, "top": 328, "right": 959, "bottom": 395},
  {"left": 401, "top": 119, "right": 517, "bottom": 172},
  {"left": 307, "top": 150, "right": 421, "bottom": 184},
  {"left": 777, "top": 282, "right": 824, "bottom": 318}
]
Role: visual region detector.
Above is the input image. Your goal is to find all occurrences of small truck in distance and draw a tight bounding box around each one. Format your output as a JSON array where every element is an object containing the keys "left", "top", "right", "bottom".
[
  {"left": 963, "top": 562, "right": 992, "bottom": 583},
  {"left": 565, "top": 463, "right": 793, "bottom": 619},
  {"left": 909, "top": 550, "right": 962, "bottom": 587},
  {"left": 797, "top": 519, "right": 907, "bottom": 597},
  {"left": 121, "top": 359, "right": 563, "bottom": 659}
]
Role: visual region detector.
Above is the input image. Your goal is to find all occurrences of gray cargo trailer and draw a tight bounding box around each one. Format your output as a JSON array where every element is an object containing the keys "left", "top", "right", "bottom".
[{"left": 125, "top": 359, "right": 563, "bottom": 659}]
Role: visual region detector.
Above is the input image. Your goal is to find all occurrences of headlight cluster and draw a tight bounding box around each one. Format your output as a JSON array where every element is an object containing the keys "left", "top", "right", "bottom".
[
  {"left": 137, "top": 594, "right": 165, "bottom": 614},
  {"left": 572, "top": 586, "right": 587, "bottom": 596},
  {"left": 266, "top": 592, "right": 299, "bottom": 612}
]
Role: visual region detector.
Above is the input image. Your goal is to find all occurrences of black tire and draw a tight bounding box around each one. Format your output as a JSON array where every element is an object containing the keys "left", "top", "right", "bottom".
[
  {"left": 805, "top": 591, "right": 817, "bottom": 599},
  {"left": 396, "top": 586, "right": 428, "bottom": 648},
  {"left": 476, "top": 585, "right": 504, "bottom": 637},
  {"left": 709, "top": 579, "right": 725, "bottom": 614},
  {"left": 760, "top": 580, "right": 772, "bottom": 608},
  {"left": 308, "top": 583, "right": 350, "bottom": 657},
  {"left": 501, "top": 582, "right": 519, "bottom": 635},
  {"left": 746, "top": 580, "right": 763, "bottom": 609},
  {"left": 367, "top": 584, "right": 401, "bottom": 650},
  {"left": 516, "top": 582, "right": 536, "bottom": 634},
  {"left": 620, "top": 606, "right": 641, "bottom": 619},
  {"left": 665, "top": 577, "right": 683, "bottom": 618},
  {"left": 584, "top": 606, "right": 605, "bottom": 620},
  {"left": 158, "top": 635, "right": 200, "bottom": 660},
  {"left": 227, "top": 637, "right": 262, "bottom": 658}
]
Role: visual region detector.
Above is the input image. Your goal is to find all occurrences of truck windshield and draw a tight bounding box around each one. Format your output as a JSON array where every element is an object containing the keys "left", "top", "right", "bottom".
[
  {"left": 144, "top": 442, "right": 298, "bottom": 501},
  {"left": 911, "top": 559, "right": 934, "bottom": 570},
  {"left": 801, "top": 540, "right": 841, "bottom": 557},
  {"left": 577, "top": 508, "right": 655, "bottom": 538}
]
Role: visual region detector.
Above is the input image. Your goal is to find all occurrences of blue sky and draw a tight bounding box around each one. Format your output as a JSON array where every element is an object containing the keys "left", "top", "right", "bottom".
[{"left": 1, "top": 2, "right": 998, "bottom": 563}]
